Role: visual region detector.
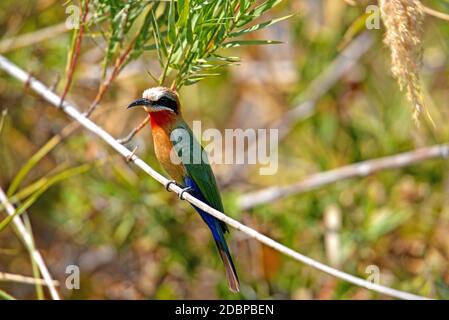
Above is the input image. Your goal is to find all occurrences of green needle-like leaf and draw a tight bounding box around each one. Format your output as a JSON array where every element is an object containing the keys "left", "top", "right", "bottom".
[{"left": 222, "top": 39, "right": 282, "bottom": 48}]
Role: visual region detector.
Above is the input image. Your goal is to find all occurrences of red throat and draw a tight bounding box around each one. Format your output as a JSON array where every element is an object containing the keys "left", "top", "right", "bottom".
[{"left": 149, "top": 110, "right": 175, "bottom": 129}]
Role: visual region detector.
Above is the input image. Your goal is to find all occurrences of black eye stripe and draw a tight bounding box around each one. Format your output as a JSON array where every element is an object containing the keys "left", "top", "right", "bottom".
[{"left": 156, "top": 96, "right": 178, "bottom": 112}]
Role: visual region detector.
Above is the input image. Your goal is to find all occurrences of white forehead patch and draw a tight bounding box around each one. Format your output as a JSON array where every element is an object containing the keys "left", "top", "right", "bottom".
[{"left": 142, "top": 87, "right": 167, "bottom": 101}]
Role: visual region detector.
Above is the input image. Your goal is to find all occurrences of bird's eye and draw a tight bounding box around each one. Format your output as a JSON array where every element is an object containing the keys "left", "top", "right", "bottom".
[{"left": 156, "top": 96, "right": 178, "bottom": 113}]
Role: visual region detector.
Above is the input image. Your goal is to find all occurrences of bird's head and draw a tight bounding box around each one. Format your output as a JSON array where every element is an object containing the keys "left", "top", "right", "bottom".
[{"left": 127, "top": 87, "right": 180, "bottom": 115}]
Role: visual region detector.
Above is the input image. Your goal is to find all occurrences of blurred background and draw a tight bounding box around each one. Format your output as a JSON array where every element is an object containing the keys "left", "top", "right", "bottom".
[{"left": 1, "top": 0, "right": 449, "bottom": 299}]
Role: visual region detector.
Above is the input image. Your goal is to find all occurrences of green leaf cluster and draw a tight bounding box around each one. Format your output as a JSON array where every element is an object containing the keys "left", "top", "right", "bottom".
[{"left": 90, "top": 0, "right": 289, "bottom": 88}]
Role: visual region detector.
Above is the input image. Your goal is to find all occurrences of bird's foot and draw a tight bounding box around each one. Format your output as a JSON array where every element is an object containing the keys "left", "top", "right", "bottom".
[
  {"left": 178, "top": 187, "right": 192, "bottom": 200},
  {"left": 126, "top": 145, "right": 139, "bottom": 162},
  {"left": 165, "top": 180, "right": 178, "bottom": 191},
  {"left": 164, "top": 181, "right": 192, "bottom": 200}
]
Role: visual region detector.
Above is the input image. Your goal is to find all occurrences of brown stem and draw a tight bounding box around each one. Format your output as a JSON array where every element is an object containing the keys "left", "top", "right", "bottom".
[
  {"left": 84, "top": 34, "right": 138, "bottom": 117},
  {"left": 117, "top": 114, "right": 150, "bottom": 144},
  {"left": 59, "top": 0, "right": 90, "bottom": 107}
]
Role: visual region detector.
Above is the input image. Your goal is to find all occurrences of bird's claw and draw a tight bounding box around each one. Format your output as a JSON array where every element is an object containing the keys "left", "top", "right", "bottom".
[
  {"left": 178, "top": 187, "right": 192, "bottom": 200},
  {"left": 126, "top": 145, "right": 139, "bottom": 162},
  {"left": 165, "top": 181, "right": 191, "bottom": 200},
  {"left": 165, "top": 180, "right": 177, "bottom": 191}
]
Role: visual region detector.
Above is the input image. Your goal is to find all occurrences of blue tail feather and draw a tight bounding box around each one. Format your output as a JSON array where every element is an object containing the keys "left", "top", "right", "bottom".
[{"left": 184, "top": 176, "right": 240, "bottom": 292}]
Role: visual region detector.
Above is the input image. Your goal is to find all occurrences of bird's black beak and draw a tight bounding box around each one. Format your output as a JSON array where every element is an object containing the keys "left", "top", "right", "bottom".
[{"left": 127, "top": 98, "right": 152, "bottom": 109}]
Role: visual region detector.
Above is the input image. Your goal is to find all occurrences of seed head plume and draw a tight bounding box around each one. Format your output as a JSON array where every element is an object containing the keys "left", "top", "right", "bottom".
[{"left": 379, "top": 0, "right": 428, "bottom": 123}]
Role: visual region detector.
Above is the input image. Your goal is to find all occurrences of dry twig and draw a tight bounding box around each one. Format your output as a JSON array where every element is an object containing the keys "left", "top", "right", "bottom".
[
  {"left": 0, "top": 23, "right": 68, "bottom": 54},
  {"left": 0, "top": 271, "right": 60, "bottom": 286},
  {"left": 238, "top": 144, "right": 449, "bottom": 210}
]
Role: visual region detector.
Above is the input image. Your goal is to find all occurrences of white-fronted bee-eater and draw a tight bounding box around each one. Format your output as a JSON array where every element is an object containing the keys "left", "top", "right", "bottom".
[{"left": 127, "top": 87, "right": 240, "bottom": 292}]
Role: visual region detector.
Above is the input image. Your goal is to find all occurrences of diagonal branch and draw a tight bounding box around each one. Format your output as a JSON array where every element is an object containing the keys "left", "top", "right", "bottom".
[
  {"left": 238, "top": 144, "right": 449, "bottom": 210},
  {"left": 0, "top": 188, "right": 60, "bottom": 300},
  {"left": 0, "top": 54, "right": 429, "bottom": 300}
]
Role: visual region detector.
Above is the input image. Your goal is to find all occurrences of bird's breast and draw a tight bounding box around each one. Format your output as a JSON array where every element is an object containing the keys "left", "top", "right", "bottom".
[{"left": 151, "top": 123, "right": 186, "bottom": 183}]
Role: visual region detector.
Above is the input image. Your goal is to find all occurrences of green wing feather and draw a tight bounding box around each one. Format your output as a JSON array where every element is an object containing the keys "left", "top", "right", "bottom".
[
  {"left": 171, "top": 121, "right": 225, "bottom": 216},
  {"left": 171, "top": 122, "right": 238, "bottom": 291}
]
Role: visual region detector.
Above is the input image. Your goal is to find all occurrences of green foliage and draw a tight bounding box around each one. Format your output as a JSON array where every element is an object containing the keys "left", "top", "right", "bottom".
[
  {"left": 90, "top": 0, "right": 150, "bottom": 78},
  {"left": 0, "top": 163, "right": 95, "bottom": 231},
  {"left": 7, "top": 134, "right": 62, "bottom": 196},
  {"left": 90, "top": 0, "right": 288, "bottom": 88}
]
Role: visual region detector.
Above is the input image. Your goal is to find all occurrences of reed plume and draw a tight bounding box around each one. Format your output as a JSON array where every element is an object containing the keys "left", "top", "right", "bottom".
[{"left": 379, "top": 0, "right": 426, "bottom": 122}]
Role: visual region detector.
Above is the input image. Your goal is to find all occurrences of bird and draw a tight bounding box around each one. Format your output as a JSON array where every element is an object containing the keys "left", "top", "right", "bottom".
[{"left": 127, "top": 87, "right": 240, "bottom": 292}]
